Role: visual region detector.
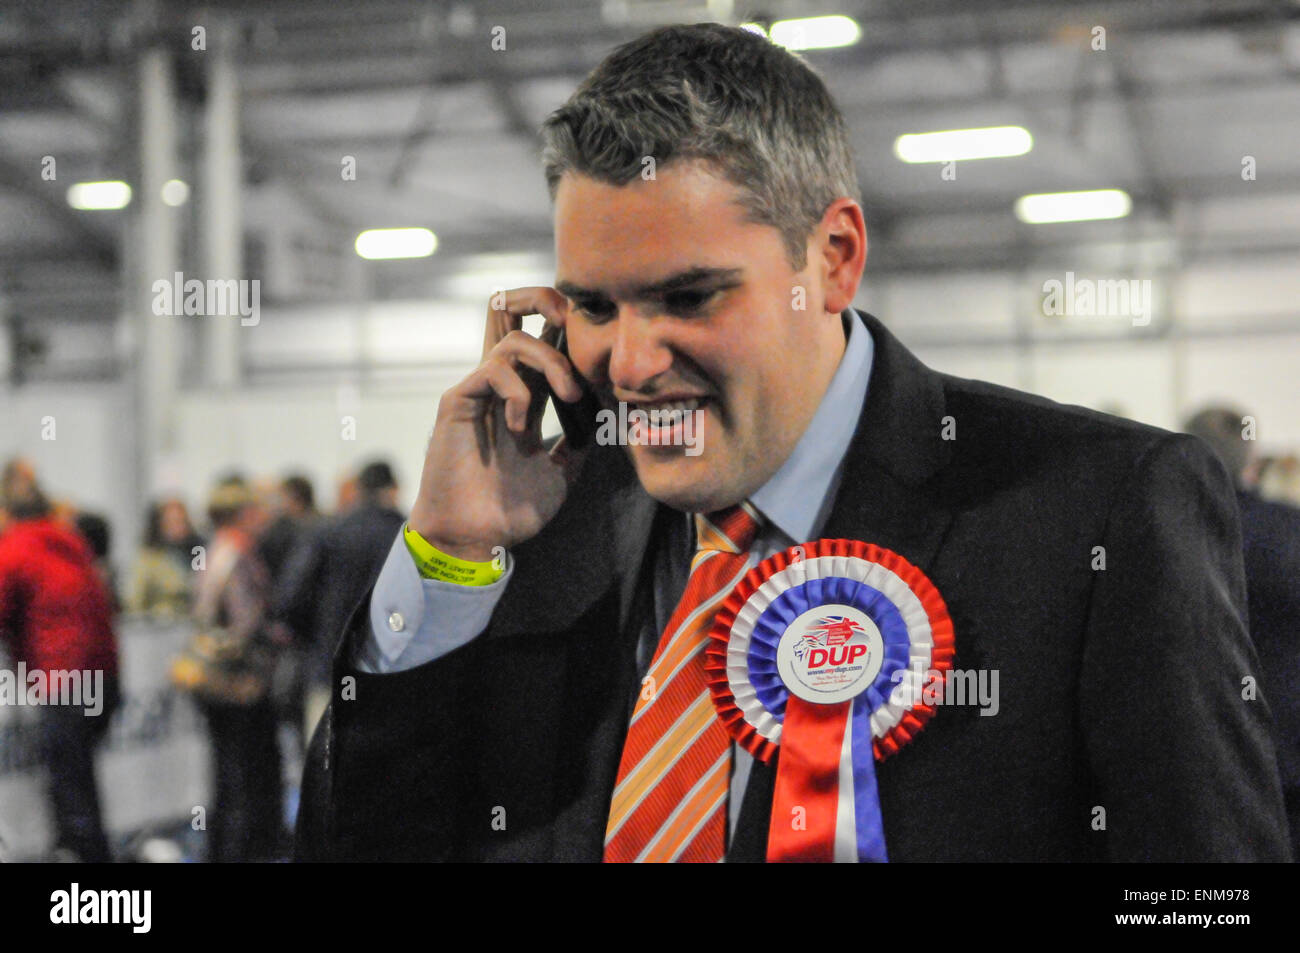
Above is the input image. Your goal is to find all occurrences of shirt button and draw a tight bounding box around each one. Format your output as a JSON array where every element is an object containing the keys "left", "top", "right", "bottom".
[{"left": 387, "top": 611, "right": 405, "bottom": 632}]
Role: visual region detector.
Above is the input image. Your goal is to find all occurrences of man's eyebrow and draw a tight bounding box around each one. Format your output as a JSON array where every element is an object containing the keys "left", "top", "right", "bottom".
[{"left": 556, "top": 267, "right": 743, "bottom": 302}]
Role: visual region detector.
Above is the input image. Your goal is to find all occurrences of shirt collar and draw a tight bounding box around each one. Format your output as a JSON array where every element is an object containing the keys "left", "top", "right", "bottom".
[{"left": 749, "top": 308, "right": 874, "bottom": 543}]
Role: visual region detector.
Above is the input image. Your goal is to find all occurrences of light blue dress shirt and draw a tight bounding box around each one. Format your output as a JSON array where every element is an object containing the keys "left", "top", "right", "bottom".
[{"left": 358, "top": 308, "right": 875, "bottom": 845}]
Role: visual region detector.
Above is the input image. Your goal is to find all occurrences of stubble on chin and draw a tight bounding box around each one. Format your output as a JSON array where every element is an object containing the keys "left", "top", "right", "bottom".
[{"left": 628, "top": 450, "right": 730, "bottom": 513}]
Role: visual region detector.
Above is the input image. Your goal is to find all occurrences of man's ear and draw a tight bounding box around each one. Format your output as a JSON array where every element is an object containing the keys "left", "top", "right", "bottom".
[{"left": 819, "top": 199, "right": 867, "bottom": 315}]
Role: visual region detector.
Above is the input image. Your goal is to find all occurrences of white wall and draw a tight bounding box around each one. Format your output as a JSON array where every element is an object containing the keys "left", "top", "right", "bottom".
[
  {"left": 174, "top": 381, "right": 461, "bottom": 517},
  {"left": 0, "top": 381, "right": 139, "bottom": 561},
  {"left": 864, "top": 254, "right": 1300, "bottom": 447}
]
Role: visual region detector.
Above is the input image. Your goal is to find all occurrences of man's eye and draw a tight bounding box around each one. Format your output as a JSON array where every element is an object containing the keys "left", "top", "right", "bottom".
[
  {"left": 571, "top": 300, "right": 616, "bottom": 322},
  {"left": 664, "top": 289, "right": 716, "bottom": 315}
]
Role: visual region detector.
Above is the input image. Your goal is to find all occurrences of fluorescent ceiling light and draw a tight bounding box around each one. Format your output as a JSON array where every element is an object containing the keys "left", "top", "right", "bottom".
[
  {"left": 894, "top": 126, "right": 1033, "bottom": 163},
  {"left": 67, "top": 180, "right": 132, "bottom": 210},
  {"left": 355, "top": 227, "right": 438, "bottom": 260},
  {"left": 161, "top": 179, "right": 190, "bottom": 206},
  {"left": 768, "top": 15, "right": 861, "bottom": 50},
  {"left": 1015, "top": 189, "right": 1132, "bottom": 224}
]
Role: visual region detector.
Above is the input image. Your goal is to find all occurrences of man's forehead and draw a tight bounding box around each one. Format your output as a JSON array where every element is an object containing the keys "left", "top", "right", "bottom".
[{"left": 552, "top": 165, "right": 759, "bottom": 296}]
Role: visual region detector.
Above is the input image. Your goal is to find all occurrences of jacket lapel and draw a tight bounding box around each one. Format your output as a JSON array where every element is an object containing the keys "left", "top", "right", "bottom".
[{"left": 821, "top": 310, "right": 955, "bottom": 569}]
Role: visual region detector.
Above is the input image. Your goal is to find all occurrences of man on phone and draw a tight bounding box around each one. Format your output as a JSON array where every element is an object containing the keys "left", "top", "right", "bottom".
[{"left": 296, "top": 23, "right": 1290, "bottom": 862}]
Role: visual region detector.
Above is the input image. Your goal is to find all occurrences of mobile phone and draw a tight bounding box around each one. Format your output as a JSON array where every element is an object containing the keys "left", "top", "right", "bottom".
[{"left": 546, "top": 328, "right": 602, "bottom": 449}]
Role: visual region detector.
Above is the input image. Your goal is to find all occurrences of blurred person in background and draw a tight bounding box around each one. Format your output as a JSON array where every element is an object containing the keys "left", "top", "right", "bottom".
[
  {"left": 0, "top": 459, "right": 120, "bottom": 862},
  {"left": 191, "top": 477, "right": 285, "bottom": 862},
  {"left": 256, "top": 473, "right": 320, "bottom": 755},
  {"left": 1186, "top": 407, "right": 1300, "bottom": 860},
  {"left": 128, "top": 497, "right": 206, "bottom": 618},
  {"left": 273, "top": 460, "right": 404, "bottom": 743},
  {"left": 257, "top": 474, "right": 319, "bottom": 579},
  {"left": 74, "top": 511, "right": 120, "bottom": 614}
]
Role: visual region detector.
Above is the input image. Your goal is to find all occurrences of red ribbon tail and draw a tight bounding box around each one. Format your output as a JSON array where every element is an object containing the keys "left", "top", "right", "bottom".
[{"left": 767, "top": 697, "right": 850, "bottom": 862}]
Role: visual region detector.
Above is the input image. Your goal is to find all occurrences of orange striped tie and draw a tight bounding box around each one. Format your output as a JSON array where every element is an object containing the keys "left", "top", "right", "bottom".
[{"left": 604, "top": 501, "right": 762, "bottom": 863}]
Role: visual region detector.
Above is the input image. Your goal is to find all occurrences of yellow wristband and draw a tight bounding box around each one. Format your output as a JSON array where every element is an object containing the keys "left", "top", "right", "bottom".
[{"left": 403, "top": 524, "right": 506, "bottom": 586}]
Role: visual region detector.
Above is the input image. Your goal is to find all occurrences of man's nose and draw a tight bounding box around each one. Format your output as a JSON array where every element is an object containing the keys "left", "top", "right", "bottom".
[{"left": 607, "top": 316, "right": 672, "bottom": 394}]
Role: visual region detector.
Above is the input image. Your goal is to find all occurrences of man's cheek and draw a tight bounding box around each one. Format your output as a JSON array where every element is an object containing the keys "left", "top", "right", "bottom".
[{"left": 706, "top": 375, "right": 734, "bottom": 425}]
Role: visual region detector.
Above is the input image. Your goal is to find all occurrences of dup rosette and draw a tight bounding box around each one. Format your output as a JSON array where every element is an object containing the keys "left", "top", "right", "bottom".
[
  {"left": 703, "top": 538, "right": 955, "bottom": 862},
  {"left": 705, "top": 538, "right": 955, "bottom": 760}
]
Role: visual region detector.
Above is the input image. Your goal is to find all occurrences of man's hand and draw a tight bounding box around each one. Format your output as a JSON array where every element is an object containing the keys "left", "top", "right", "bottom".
[{"left": 408, "top": 288, "right": 590, "bottom": 562}]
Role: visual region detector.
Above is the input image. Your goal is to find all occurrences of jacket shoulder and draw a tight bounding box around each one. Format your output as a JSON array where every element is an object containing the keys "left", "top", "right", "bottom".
[
  {"left": 932, "top": 371, "right": 1225, "bottom": 491},
  {"left": 939, "top": 372, "right": 1166, "bottom": 445}
]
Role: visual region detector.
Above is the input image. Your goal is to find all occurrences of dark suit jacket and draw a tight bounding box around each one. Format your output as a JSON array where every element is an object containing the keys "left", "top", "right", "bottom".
[{"left": 296, "top": 310, "right": 1291, "bottom": 862}]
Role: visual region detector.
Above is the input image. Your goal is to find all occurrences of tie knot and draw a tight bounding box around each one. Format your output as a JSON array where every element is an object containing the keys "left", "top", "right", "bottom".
[{"left": 693, "top": 501, "right": 762, "bottom": 557}]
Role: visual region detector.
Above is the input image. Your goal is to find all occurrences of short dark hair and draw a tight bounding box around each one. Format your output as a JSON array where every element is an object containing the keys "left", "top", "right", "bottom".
[
  {"left": 75, "top": 512, "right": 111, "bottom": 559},
  {"left": 540, "top": 22, "right": 861, "bottom": 270},
  {"left": 281, "top": 474, "right": 315, "bottom": 512},
  {"left": 357, "top": 461, "right": 397, "bottom": 497}
]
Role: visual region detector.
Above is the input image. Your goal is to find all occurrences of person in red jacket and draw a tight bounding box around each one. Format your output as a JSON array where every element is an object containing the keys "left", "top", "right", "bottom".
[{"left": 0, "top": 461, "right": 120, "bottom": 862}]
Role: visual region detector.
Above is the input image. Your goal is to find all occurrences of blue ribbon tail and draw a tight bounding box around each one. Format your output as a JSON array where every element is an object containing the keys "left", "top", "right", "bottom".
[{"left": 851, "top": 695, "right": 889, "bottom": 862}]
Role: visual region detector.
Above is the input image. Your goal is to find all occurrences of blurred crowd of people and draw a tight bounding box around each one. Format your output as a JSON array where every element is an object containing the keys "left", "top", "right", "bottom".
[{"left": 0, "top": 455, "right": 406, "bottom": 863}]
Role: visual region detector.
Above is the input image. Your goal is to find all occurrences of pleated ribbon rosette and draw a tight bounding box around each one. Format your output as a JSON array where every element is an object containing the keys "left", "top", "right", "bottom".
[{"left": 704, "top": 539, "right": 954, "bottom": 862}]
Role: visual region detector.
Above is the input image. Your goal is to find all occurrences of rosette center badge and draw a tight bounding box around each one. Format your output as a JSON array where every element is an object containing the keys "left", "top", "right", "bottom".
[{"left": 777, "top": 606, "right": 884, "bottom": 704}]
